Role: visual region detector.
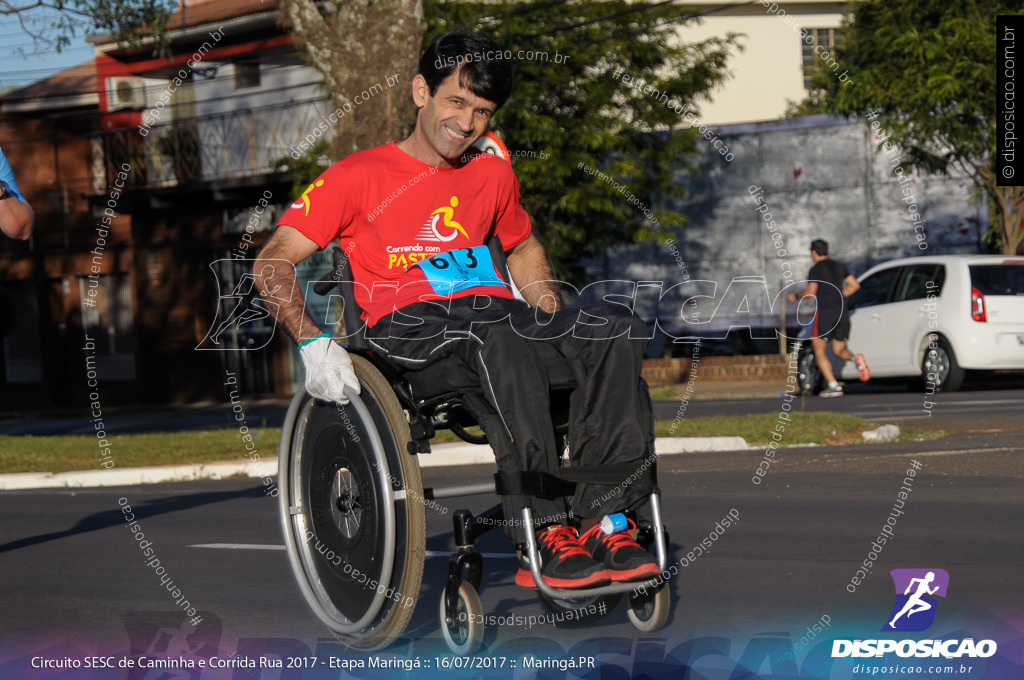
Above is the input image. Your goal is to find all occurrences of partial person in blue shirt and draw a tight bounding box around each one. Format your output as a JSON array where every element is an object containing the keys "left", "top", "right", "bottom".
[{"left": 0, "top": 145, "right": 34, "bottom": 240}]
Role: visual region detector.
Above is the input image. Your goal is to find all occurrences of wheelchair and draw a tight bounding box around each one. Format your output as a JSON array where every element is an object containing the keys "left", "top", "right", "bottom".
[{"left": 277, "top": 240, "right": 671, "bottom": 655}]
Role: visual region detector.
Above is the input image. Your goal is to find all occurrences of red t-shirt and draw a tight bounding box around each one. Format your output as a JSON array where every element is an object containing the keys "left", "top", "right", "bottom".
[{"left": 277, "top": 142, "right": 531, "bottom": 326}]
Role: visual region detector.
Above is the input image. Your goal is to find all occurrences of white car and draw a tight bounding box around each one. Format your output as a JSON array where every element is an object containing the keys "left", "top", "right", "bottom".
[{"left": 797, "top": 255, "right": 1024, "bottom": 392}]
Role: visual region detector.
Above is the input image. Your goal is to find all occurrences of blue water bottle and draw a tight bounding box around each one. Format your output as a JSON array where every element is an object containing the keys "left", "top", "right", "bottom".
[{"left": 600, "top": 512, "right": 628, "bottom": 534}]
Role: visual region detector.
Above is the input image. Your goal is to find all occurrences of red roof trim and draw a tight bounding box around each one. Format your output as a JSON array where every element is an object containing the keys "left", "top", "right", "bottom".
[
  {"left": 100, "top": 35, "right": 294, "bottom": 77},
  {"left": 166, "top": 0, "right": 280, "bottom": 31}
]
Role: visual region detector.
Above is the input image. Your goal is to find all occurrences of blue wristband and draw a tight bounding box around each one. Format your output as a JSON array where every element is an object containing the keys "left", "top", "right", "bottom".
[{"left": 298, "top": 333, "right": 330, "bottom": 348}]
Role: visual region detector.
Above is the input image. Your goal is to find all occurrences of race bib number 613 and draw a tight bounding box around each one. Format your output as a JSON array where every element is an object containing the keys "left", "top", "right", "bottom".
[{"left": 411, "top": 245, "right": 508, "bottom": 296}]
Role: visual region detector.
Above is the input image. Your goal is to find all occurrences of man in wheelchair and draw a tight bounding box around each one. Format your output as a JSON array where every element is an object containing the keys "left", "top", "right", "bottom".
[{"left": 255, "top": 31, "right": 660, "bottom": 590}]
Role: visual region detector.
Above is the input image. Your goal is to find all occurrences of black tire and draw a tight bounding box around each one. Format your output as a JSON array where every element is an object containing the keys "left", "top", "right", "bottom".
[
  {"left": 796, "top": 343, "right": 822, "bottom": 395},
  {"left": 921, "top": 336, "right": 965, "bottom": 393},
  {"left": 279, "top": 355, "right": 425, "bottom": 651}
]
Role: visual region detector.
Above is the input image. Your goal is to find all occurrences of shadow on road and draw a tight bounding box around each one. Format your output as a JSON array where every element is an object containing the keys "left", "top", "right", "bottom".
[{"left": 0, "top": 484, "right": 269, "bottom": 555}]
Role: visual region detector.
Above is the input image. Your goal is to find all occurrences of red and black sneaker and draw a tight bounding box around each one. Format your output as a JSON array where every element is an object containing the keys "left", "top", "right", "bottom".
[
  {"left": 515, "top": 524, "right": 611, "bottom": 589},
  {"left": 579, "top": 519, "right": 660, "bottom": 583}
]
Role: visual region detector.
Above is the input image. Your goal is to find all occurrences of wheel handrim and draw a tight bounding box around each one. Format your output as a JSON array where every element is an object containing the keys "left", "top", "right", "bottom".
[{"left": 280, "top": 391, "right": 397, "bottom": 636}]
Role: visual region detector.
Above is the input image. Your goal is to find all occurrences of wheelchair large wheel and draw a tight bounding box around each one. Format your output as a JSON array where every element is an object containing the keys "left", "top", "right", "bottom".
[{"left": 279, "top": 355, "right": 425, "bottom": 650}]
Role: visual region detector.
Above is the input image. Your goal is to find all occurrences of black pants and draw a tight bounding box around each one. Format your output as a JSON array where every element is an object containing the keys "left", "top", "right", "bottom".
[{"left": 367, "top": 296, "right": 656, "bottom": 541}]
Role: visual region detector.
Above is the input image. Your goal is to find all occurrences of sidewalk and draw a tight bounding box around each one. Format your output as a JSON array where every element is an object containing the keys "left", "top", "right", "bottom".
[
  {"left": 0, "top": 371, "right": 778, "bottom": 491},
  {"left": 0, "top": 399, "right": 291, "bottom": 437},
  {"left": 0, "top": 436, "right": 753, "bottom": 491},
  {"left": 0, "top": 375, "right": 788, "bottom": 436}
]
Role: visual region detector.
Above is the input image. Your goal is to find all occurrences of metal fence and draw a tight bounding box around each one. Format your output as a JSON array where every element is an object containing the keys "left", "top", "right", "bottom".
[{"left": 93, "top": 97, "right": 333, "bottom": 189}]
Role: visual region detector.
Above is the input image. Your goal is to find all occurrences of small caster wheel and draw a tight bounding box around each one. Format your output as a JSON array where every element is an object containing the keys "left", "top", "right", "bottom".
[
  {"left": 440, "top": 581, "right": 484, "bottom": 655},
  {"left": 627, "top": 582, "right": 669, "bottom": 632}
]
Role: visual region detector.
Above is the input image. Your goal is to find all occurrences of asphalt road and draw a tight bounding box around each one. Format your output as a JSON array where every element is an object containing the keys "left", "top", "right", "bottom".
[
  {"left": 4, "top": 382, "right": 1024, "bottom": 437},
  {"left": 0, "top": 400, "right": 292, "bottom": 437},
  {"left": 1, "top": 423, "right": 1021, "bottom": 679},
  {"left": 652, "top": 386, "right": 1024, "bottom": 436}
]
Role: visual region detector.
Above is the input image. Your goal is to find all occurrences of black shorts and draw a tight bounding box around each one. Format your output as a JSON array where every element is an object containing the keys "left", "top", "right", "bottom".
[
  {"left": 366, "top": 297, "right": 656, "bottom": 540},
  {"left": 813, "top": 309, "right": 850, "bottom": 342}
]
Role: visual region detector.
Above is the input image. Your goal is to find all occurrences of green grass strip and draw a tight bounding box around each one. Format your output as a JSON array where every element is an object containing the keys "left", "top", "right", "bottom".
[
  {"left": 0, "top": 429, "right": 281, "bottom": 474},
  {"left": 0, "top": 412, "right": 940, "bottom": 475}
]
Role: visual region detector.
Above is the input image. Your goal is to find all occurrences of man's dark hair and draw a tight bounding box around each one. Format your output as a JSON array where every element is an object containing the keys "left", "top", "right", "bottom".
[
  {"left": 419, "top": 31, "right": 514, "bottom": 109},
  {"left": 811, "top": 239, "right": 829, "bottom": 256}
]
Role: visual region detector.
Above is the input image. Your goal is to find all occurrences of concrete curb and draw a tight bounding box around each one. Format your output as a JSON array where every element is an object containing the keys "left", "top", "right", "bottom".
[
  {"left": 0, "top": 461, "right": 275, "bottom": 491},
  {"left": 0, "top": 436, "right": 752, "bottom": 491}
]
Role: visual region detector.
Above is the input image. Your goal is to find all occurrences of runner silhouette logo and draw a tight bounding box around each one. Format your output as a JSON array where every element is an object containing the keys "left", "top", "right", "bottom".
[{"left": 882, "top": 568, "right": 949, "bottom": 632}]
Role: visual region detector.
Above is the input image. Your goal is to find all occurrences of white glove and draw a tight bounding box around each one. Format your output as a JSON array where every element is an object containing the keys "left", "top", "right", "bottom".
[{"left": 298, "top": 334, "right": 361, "bottom": 404}]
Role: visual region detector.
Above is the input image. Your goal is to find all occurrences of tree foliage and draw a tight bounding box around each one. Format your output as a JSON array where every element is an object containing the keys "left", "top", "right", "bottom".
[
  {"left": 1, "top": 0, "right": 176, "bottom": 53},
  {"left": 276, "top": 1, "right": 737, "bottom": 282},
  {"left": 425, "top": 0, "right": 737, "bottom": 281},
  {"left": 795, "top": 0, "right": 1024, "bottom": 255},
  {"left": 276, "top": 139, "right": 331, "bottom": 198}
]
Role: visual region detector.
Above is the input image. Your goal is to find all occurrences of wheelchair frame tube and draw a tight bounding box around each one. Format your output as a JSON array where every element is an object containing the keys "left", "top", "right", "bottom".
[
  {"left": 278, "top": 386, "right": 398, "bottom": 637},
  {"left": 423, "top": 482, "right": 496, "bottom": 499},
  {"left": 521, "top": 491, "right": 668, "bottom": 600}
]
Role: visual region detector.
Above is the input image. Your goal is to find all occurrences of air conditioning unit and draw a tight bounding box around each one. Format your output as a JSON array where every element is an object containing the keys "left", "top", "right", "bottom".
[{"left": 105, "top": 77, "right": 146, "bottom": 111}]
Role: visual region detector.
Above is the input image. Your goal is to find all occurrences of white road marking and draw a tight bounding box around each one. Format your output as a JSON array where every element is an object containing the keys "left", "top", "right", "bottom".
[
  {"left": 929, "top": 399, "right": 1022, "bottom": 406},
  {"left": 855, "top": 412, "right": 935, "bottom": 418},
  {"left": 188, "top": 543, "right": 516, "bottom": 558},
  {"left": 189, "top": 543, "right": 284, "bottom": 550},
  {"left": 425, "top": 550, "right": 516, "bottom": 559},
  {"left": 899, "top": 447, "right": 1018, "bottom": 457},
  {"left": 833, "top": 447, "right": 1019, "bottom": 461}
]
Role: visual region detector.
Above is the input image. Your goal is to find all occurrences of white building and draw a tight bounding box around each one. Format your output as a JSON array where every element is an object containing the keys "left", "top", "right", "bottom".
[{"left": 675, "top": 0, "right": 849, "bottom": 125}]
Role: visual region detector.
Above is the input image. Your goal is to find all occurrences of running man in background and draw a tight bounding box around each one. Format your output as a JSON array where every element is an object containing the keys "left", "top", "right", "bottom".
[
  {"left": 0, "top": 145, "right": 34, "bottom": 240},
  {"left": 788, "top": 238, "right": 870, "bottom": 397}
]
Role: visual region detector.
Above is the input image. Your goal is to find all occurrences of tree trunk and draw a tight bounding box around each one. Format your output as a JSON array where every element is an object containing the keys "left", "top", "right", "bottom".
[
  {"left": 999, "top": 185, "right": 1024, "bottom": 256},
  {"left": 278, "top": 0, "right": 423, "bottom": 159}
]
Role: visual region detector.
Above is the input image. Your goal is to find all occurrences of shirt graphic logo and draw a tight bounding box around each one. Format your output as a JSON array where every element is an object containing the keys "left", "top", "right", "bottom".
[
  {"left": 882, "top": 569, "right": 949, "bottom": 632},
  {"left": 292, "top": 178, "right": 325, "bottom": 216},
  {"left": 417, "top": 196, "right": 469, "bottom": 242}
]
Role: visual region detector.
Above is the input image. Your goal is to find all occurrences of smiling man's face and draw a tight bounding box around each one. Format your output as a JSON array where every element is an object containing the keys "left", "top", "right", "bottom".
[{"left": 410, "top": 69, "right": 497, "bottom": 166}]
